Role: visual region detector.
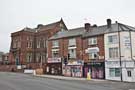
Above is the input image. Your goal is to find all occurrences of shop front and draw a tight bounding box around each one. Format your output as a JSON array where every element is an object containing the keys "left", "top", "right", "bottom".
[
  {"left": 46, "top": 58, "right": 62, "bottom": 75},
  {"left": 83, "top": 62, "right": 105, "bottom": 79},
  {"left": 63, "top": 60, "right": 83, "bottom": 77}
]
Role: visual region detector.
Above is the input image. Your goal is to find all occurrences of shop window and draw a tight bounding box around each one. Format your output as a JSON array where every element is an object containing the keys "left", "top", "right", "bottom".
[
  {"left": 88, "top": 37, "right": 97, "bottom": 45},
  {"left": 115, "top": 68, "right": 121, "bottom": 77},
  {"left": 127, "top": 70, "right": 132, "bottom": 77},
  {"left": 109, "top": 68, "right": 120, "bottom": 77},
  {"left": 109, "top": 47, "right": 118, "bottom": 58}
]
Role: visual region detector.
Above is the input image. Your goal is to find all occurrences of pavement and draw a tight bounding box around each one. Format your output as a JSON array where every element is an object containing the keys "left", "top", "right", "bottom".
[{"left": 35, "top": 74, "right": 111, "bottom": 82}]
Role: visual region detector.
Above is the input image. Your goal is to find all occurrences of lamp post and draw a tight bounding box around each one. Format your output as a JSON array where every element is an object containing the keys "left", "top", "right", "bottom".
[{"left": 118, "top": 23, "right": 123, "bottom": 81}]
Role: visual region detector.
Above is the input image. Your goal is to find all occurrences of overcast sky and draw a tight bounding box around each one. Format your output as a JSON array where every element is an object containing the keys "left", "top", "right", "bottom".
[{"left": 0, "top": 0, "right": 135, "bottom": 52}]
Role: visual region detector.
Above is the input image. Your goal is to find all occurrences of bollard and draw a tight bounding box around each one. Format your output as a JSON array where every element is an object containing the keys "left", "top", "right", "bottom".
[
  {"left": 87, "top": 72, "right": 91, "bottom": 80},
  {"left": 33, "top": 70, "right": 36, "bottom": 75}
]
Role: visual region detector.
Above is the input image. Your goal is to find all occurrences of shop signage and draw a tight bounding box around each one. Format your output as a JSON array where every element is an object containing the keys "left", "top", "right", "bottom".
[
  {"left": 67, "top": 60, "right": 84, "bottom": 65},
  {"left": 47, "top": 58, "right": 61, "bottom": 63},
  {"left": 85, "top": 62, "right": 103, "bottom": 66}
]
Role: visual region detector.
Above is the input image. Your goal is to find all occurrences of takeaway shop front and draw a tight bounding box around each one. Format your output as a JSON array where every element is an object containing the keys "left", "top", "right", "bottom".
[
  {"left": 83, "top": 61, "right": 105, "bottom": 79},
  {"left": 63, "top": 60, "right": 84, "bottom": 77},
  {"left": 46, "top": 58, "right": 62, "bottom": 75}
]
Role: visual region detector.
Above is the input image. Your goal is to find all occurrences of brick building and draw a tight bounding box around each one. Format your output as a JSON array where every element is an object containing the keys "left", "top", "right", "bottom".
[
  {"left": 82, "top": 23, "right": 105, "bottom": 79},
  {"left": 9, "top": 18, "right": 135, "bottom": 81},
  {"left": 0, "top": 52, "right": 4, "bottom": 64},
  {"left": 9, "top": 19, "right": 67, "bottom": 71},
  {"left": 47, "top": 27, "right": 85, "bottom": 76},
  {"left": 2, "top": 53, "right": 9, "bottom": 65},
  {"left": 48, "top": 23, "right": 106, "bottom": 78}
]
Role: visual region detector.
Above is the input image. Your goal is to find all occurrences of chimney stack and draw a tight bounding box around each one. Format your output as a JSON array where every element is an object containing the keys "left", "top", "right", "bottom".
[
  {"left": 85, "top": 23, "right": 91, "bottom": 32},
  {"left": 37, "top": 24, "right": 43, "bottom": 29},
  {"left": 107, "top": 19, "right": 111, "bottom": 28}
]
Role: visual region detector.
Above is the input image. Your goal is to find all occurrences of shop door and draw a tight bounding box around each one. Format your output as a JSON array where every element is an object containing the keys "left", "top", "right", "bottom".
[
  {"left": 91, "top": 68, "right": 96, "bottom": 78},
  {"left": 84, "top": 67, "right": 91, "bottom": 77},
  {"left": 91, "top": 67, "right": 104, "bottom": 79},
  {"left": 98, "top": 68, "right": 104, "bottom": 79},
  {"left": 126, "top": 68, "right": 133, "bottom": 82}
]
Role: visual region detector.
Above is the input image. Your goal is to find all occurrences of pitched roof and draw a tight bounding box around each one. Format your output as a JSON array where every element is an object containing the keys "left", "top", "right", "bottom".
[
  {"left": 36, "top": 21, "right": 59, "bottom": 32},
  {"left": 23, "top": 27, "right": 36, "bottom": 32},
  {"left": 19, "top": 19, "right": 67, "bottom": 33},
  {"left": 49, "top": 27, "right": 85, "bottom": 40},
  {"left": 83, "top": 23, "right": 135, "bottom": 38},
  {"left": 36, "top": 18, "right": 67, "bottom": 32},
  {"left": 49, "top": 22, "right": 135, "bottom": 40}
]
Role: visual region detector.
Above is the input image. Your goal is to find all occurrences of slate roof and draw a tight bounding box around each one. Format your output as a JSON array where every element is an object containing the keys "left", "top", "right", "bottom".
[
  {"left": 83, "top": 23, "right": 135, "bottom": 38},
  {"left": 49, "top": 22, "right": 135, "bottom": 40},
  {"left": 23, "top": 27, "right": 36, "bottom": 32},
  {"left": 36, "top": 21, "right": 60, "bottom": 32},
  {"left": 22, "top": 21, "right": 61, "bottom": 33},
  {"left": 21, "top": 19, "right": 67, "bottom": 33},
  {"left": 36, "top": 19, "right": 67, "bottom": 32},
  {"left": 49, "top": 27, "right": 85, "bottom": 40}
]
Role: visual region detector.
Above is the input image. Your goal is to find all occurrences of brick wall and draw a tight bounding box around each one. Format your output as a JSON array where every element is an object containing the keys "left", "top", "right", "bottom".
[
  {"left": 82, "top": 35, "right": 105, "bottom": 62},
  {"left": 48, "top": 36, "right": 83, "bottom": 60}
]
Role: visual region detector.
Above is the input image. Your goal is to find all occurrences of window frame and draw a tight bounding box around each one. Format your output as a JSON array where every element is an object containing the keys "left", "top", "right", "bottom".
[
  {"left": 88, "top": 37, "right": 97, "bottom": 45},
  {"left": 109, "top": 47, "right": 119, "bottom": 58},
  {"left": 52, "top": 40, "right": 59, "bottom": 48},
  {"left": 109, "top": 68, "right": 120, "bottom": 77},
  {"left": 127, "top": 70, "right": 132, "bottom": 77},
  {"left": 68, "top": 48, "right": 76, "bottom": 58},
  {"left": 108, "top": 35, "right": 118, "bottom": 44},
  {"left": 52, "top": 50, "right": 59, "bottom": 58},
  {"left": 26, "top": 53, "right": 32, "bottom": 63},
  {"left": 68, "top": 38, "right": 76, "bottom": 46},
  {"left": 88, "top": 52, "right": 98, "bottom": 59}
]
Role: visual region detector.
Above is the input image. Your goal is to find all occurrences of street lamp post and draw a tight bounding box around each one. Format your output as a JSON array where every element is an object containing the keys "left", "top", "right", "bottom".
[{"left": 118, "top": 23, "right": 123, "bottom": 81}]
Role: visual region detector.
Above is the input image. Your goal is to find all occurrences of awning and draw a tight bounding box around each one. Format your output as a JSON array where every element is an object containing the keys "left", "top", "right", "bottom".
[{"left": 85, "top": 47, "right": 99, "bottom": 53}]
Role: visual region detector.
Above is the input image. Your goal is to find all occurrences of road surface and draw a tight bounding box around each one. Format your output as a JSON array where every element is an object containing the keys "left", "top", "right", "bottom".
[{"left": 0, "top": 72, "right": 134, "bottom": 90}]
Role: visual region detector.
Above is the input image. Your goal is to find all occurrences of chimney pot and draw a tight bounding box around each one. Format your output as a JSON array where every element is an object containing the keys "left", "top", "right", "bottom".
[
  {"left": 37, "top": 24, "right": 43, "bottom": 29},
  {"left": 107, "top": 19, "right": 111, "bottom": 28},
  {"left": 93, "top": 24, "right": 97, "bottom": 27},
  {"left": 85, "top": 23, "right": 91, "bottom": 32}
]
